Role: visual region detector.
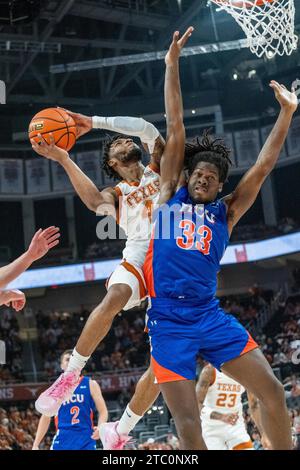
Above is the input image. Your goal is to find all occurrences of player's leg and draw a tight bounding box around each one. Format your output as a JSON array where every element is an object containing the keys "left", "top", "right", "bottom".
[
  {"left": 146, "top": 304, "right": 208, "bottom": 450},
  {"left": 126, "top": 365, "right": 159, "bottom": 417},
  {"left": 74, "top": 283, "right": 131, "bottom": 356},
  {"left": 35, "top": 265, "right": 140, "bottom": 416},
  {"left": 100, "top": 366, "right": 160, "bottom": 450},
  {"left": 221, "top": 348, "right": 292, "bottom": 450},
  {"left": 159, "top": 380, "right": 207, "bottom": 450},
  {"left": 69, "top": 263, "right": 143, "bottom": 367}
]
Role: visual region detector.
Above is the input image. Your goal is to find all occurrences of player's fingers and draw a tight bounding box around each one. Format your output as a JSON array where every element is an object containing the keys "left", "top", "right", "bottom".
[
  {"left": 31, "top": 228, "right": 43, "bottom": 243},
  {"left": 37, "top": 133, "right": 48, "bottom": 148},
  {"left": 49, "top": 133, "right": 55, "bottom": 146},
  {"left": 12, "top": 300, "right": 18, "bottom": 310},
  {"left": 30, "top": 139, "right": 39, "bottom": 149},
  {"left": 46, "top": 233, "right": 61, "bottom": 245},
  {"left": 178, "top": 26, "right": 194, "bottom": 47},
  {"left": 269, "top": 80, "right": 280, "bottom": 88},
  {"left": 172, "top": 30, "right": 179, "bottom": 43},
  {"left": 269, "top": 81, "right": 280, "bottom": 92},
  {"left": 47, "top": 240, "right": 60, "bottom": 250},
  {"left": 41, "top": 226, "right": 58, "bottom": 237},
  {"left": 43, "top": 227, "right": 60, "bottom": 238},
  {"left": 60, "top": 108, "right": 76, "bottom": 117}
]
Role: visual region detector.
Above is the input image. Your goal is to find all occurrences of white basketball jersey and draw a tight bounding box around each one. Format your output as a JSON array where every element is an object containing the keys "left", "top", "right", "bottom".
[
  {"left": 201, "top": 368, "right": 245, "bottom": 423},
  {"left": 114, "top": 164, "right": 160, "bottom": 267}
]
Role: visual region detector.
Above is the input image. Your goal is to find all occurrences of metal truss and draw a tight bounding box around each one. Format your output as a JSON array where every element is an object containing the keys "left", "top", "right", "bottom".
[
  {"left": 50, "top": 39, "right": 248, "bottom": 73},
  {"left": 0, "top": 40, "right": 61, "bottom": 53}
]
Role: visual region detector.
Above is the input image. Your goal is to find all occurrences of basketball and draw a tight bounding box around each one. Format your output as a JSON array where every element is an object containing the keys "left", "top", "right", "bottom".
[{"left": 28, "top": 107, "right": 77, "bottom": 151}]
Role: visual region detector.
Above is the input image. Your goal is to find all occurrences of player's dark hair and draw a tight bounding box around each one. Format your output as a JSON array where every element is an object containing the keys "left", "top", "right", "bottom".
[
  {"left": 60, "top": 349, "right": 73, "bottom": 362},
  {"left": 184, "top": 129, "right": 232, "bottom": 183},
  {"left": 101, "top": 134, "right": 125, "bottom": 181}
]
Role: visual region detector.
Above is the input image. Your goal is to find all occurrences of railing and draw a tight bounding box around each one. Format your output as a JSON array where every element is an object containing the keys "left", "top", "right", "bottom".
[{"left": 246, "top": 286, "right": 289, "bottom": 337}]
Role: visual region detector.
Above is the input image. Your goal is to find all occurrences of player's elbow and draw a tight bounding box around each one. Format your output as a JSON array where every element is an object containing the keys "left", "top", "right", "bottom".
[
  {"left": 256, "top": 161, "right": 274, "bottom": 178},
  {"left": 89, "top": 195, "right": 106, "bottom": 214},
  {"left": 167, "top": 117, "right": 184, "bottom": 136}
]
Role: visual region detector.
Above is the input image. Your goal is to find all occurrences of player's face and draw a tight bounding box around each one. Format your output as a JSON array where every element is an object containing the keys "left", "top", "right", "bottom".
[
  {"left": 109, "top": 138, "right": 142, "bottom": 165},
  {"left": 61, "top": 353, "right": 71, "bottom": 372},
  {"left": 188, "top": 162, "right": 222, "bottom": 203}
]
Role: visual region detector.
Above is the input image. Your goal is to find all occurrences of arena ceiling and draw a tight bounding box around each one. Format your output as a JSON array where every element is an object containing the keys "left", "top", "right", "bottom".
[{"left": 0, "top": 0, "right": 300, "bottom": 151}]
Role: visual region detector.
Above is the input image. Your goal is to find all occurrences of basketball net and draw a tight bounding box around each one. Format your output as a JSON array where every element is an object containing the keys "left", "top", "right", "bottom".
[{"left": 210, "top": 0, "right": 298, "bottom": 57}]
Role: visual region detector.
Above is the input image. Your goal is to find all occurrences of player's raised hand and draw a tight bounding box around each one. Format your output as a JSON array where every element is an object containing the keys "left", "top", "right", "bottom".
[
  {"left": 27, "top": 227, "right": 60, "bottom": 262},
  {"left": 270, "top": 80, "right": 298, "bottom": 113},
  {"left": 165, "top": 26, "right": 194, "bottom": 66},
  {"left": 58, "top": 108, "right": 92, "bottom": 139},
  {"left": 0, "top": 289, "right": 26, "bottom": 311},
  {"left": 91, "top": 426, "right": 100, "bottom": 440},
  {"left": 31, "top": 133, "right": 69, "bottom": 164}
]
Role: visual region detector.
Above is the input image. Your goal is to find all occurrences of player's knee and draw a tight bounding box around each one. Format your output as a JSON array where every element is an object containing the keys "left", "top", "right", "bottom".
[
  {"left": 176, "top": 415, "right": 201, "bottom": 441},
  {"left": 143, "top": 366, "right": 156, "bottom": 385}
]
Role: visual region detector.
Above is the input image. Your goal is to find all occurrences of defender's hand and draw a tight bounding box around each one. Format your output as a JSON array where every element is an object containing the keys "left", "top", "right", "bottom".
[
  {"left": 58, "top": 108, "right": 92, "bottom": 138},
  {"left": 165, "top": 27, "right": 194, "bottom": 66},
  {"left": 270, "top": 80, "right": 298, "bottom": 113}
]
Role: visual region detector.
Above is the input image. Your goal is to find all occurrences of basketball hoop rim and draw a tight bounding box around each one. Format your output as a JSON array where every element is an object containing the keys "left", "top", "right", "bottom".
[{"left": 211, "top": 0, "right": 275, "bottom": 9}]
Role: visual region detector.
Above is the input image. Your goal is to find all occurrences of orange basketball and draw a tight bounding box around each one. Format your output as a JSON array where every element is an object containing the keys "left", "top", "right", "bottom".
[{"left": 28, "top": 107, "right": 77, "bottom": 151}]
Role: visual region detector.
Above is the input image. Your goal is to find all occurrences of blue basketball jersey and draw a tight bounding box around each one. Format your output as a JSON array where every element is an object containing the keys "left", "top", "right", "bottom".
[
  {"left": 144, "top": 186, "right": 229, "bottom": 307},
  {"left": 143, "top": 186, "right": 258, "bottom": 380},
  {"left": 52, "top": 376, "right": 96, "bottom": 450}
]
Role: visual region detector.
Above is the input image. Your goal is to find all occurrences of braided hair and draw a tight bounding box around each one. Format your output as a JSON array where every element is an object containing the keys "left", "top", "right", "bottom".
[{"left": 184, "top": 129, "right": 232, "bottom": 183}]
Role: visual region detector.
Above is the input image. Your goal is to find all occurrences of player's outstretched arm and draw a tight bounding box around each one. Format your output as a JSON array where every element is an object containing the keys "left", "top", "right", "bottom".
[
  {"left": 0, "top": 227, "right": 60, "bottom": 290},
  {"left": 60, "top": 109, "right": 166, "bottom": 172},
  {"left": 195, "top": 364, "right": 214, "bottom": 413},
  {"left": 31, "top": 135, "right": 118, "bottom": 215},
  {"left": 90, "top": 380, "right": 108, "bottom": 440},
  {"left": 32, "top": 415, "right": 51, "bottom": 450},
  {"left": 159, "top": 27, "right": 193, "bottom": 205},
  {"left": 224, "top": 81, "right": 298, "bottom": 234}
]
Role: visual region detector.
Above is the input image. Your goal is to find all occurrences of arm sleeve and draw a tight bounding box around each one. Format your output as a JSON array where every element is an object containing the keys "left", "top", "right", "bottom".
[{"left": 92, "top": 116, "right": 160, "bottom": 154}]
